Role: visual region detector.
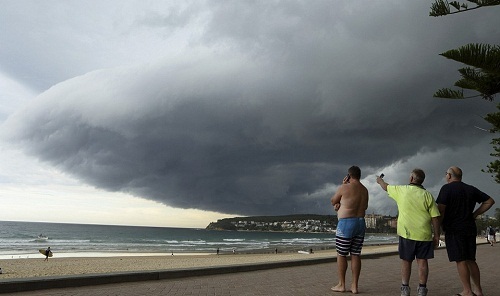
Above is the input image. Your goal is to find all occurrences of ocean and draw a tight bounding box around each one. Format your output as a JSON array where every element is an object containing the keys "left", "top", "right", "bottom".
[{"left": 0, "top": 221, "right": 398, "bottom": 259}]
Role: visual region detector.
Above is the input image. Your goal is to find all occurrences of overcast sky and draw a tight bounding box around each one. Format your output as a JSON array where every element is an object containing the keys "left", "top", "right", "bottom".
[{"left": 0, "top": 1, "right": 498, "bottom": 228}]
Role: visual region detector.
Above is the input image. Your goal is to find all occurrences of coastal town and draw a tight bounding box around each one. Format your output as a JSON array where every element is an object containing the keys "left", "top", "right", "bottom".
[
  {"left": 206, "top": 214, "right": 399, "bottom": 233},
  {"left": 206, "top": 213, "right": 497, "bottom": 235},
  {"left": 228, "top": 218, "right": 336, "bottom": 233}
]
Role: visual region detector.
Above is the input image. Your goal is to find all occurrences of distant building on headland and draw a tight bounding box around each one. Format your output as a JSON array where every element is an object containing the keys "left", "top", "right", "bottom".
[
  {"left": 207, "top": 212, "right": 498, "bottom": 235},
  {"left": 206, "top": 214, "right": 398, "bottom": 234}
]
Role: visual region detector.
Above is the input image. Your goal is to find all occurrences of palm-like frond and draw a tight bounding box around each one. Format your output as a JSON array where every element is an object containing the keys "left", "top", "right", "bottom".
[
  {"left": 430, "top": 0, "right": 451, "bottom": 16},
  {"left": 454, "top": 78, "right": 479, "bottom": 90},
  {"left": 430, "top": 2, "right": 500, "bottom": 183},
  {"left": 430, "top": 0, "right": 500, "bottom": 16},
  {"left": 483, "top": 103, "right": 500, "bottom": 183},
  {"left": 440, "top": 44, "right": 500, "bottom": 74},
  {"left": 434, "top": 44, "right": 500, "bottom": 101},
  {"left": 454, "top": 67, "right": 500, "bottom": 100},
  {"left": 433, "top": 88, "right": 464, "bottom": 99}
]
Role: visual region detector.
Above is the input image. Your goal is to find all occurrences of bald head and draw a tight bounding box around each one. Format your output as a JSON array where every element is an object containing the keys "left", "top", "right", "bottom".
[{"left": 447, "top": 166, "right": 462, "bottom": 181}]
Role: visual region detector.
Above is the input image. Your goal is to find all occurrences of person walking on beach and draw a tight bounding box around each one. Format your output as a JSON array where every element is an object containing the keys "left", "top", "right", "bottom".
[
  {"left": 436, "top": 166, "right": 495, "bottom": 296},
  {"left": 376, "top": 169, "right": 440, "bottom": 296},
  {"left": 44, "top": 247, "right": 51, "bottom": 261},
  {"left": 486, "top": 225, "right": 496, "bottom": 246},
  {"left": 330, "top": 165, "right": 368, "bottom": 294}
]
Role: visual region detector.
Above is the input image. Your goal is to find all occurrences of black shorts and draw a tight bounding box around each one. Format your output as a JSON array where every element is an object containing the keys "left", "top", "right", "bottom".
[
  {"left": 398, "top": 236, "right": 434, "bottom": 261},
  {"left": 445, "top": 233, "right": 476, "bottom": 262}
]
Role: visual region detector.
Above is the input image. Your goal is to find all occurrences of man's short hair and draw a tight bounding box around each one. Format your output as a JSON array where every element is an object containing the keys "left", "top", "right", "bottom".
[
  {"left": 412, "top": 168, "right": 425, "bottom": 185},
  {"left": 348, "top": 166, "right": 361, "bottom": 179}
]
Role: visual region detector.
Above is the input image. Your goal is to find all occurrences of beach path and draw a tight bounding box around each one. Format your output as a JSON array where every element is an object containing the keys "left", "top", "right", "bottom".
[{"left": 1, "top": 243, "right": 498, "bottom": 295}]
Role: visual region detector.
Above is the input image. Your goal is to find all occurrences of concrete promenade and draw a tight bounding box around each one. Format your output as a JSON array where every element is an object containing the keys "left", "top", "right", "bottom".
[{"left": 1, "top": 243, "right": 498, "bottom": 295}]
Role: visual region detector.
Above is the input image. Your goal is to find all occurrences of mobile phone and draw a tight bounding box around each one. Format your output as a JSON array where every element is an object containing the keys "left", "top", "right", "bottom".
[
  {"left": 346, "top": 175, "right": 351, "bottom": 182},
  {"left": 380, "top": 173, "right": 385, "bottom": 178}
]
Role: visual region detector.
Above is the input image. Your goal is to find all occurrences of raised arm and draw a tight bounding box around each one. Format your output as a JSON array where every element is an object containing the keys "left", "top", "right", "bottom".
[{"left": 376, "top": 176, "right": 388, "bottom": 192}]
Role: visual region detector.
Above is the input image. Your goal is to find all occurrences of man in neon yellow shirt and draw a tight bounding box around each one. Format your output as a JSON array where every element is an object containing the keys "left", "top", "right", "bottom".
[{"left": 376, "top": 169, "right": 440, "bottom": 296}]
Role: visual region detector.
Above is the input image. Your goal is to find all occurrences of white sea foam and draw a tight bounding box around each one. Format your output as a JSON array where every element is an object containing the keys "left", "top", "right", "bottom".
[{"left": 0, "top": 221, "right": 398, "bottom": 258}]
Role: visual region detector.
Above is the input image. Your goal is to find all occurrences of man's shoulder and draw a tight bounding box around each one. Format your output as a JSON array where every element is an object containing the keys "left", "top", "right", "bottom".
[
  {"left": 445, "top": 181, "right": 469, "bottom": 187},
  {"left": 347, "top": 181, "right": 368, "bottom": 191},
  {"left": 446, "top": 181, "right": 483, "bottom": 193},
  {"left": 387, "top": 184, "right": 411, "bottom": 191},
  {"left": 440, "top": 181, "right": 461, "bottom": 191}
]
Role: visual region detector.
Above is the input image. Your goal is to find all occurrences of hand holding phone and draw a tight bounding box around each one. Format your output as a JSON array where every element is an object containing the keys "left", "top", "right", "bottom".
[{"left": 334, "top": 203, "right": 341, "bottom": 211}]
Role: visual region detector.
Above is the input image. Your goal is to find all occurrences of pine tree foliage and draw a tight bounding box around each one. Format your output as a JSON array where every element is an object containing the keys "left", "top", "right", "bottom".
[
  {"left": 441, "top": 44, "right": 500, "bottom": 73},
  {"left": 430, "top": 0, "right": 500, "bottom": 16},
  {"left": 434, "top": 44, "right": 500, "bottom": 101},
  {"left": 430, "top": 2, "right": 500, "bottom": 183},
  {"left": 482, "top": 103, "right": 500, "bottom": 183}
]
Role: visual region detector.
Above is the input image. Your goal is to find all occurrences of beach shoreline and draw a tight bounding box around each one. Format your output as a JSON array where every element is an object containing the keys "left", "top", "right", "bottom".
[
  {"left": 0, "top": 240, "right": 400, "bottom": 260},
  {"left": 0, "top": 238, "right": 487, "bottom": 280},
  {"left": 0, "top": 243, "right": 399, "bottom": 280}
]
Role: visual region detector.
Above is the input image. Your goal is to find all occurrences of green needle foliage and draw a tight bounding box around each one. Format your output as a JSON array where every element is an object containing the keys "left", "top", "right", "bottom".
[
  {"left": 434, "top": 44, "right": 500, "bottom": 101},
  {"left": 430, "top": 1, "right": 500, "bottom": 183},
  {"left": 430, "top": 0, "right": 500, "bottom": 16},
  {"left": 483, "top": 104, "right": 500, "bottom": 183}
]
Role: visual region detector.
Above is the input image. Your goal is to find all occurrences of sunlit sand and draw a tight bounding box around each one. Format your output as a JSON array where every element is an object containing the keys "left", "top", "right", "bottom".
[{"left": 0, "top": 244, "right": 399, "bottom": 279}]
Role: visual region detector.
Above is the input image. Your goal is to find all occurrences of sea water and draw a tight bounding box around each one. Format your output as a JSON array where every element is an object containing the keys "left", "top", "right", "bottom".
[{"left": 0, "top": 221, "right": 397, "bottom": 259}]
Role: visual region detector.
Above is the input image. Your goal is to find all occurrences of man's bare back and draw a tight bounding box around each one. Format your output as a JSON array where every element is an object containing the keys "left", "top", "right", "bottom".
[{"left": 331, "top": 178, "right": 368, "bottom": 219}]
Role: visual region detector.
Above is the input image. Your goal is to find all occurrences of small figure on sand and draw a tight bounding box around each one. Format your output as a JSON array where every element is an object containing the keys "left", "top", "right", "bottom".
[
  {"left": 216, "top": 248, "right": 219, "bottom": 255},
  {"left": 44, "top": 247, "right": 51, "bottom": 261},
  {"left": 487, "top": 225, "right": 496, "bottom": 246}
]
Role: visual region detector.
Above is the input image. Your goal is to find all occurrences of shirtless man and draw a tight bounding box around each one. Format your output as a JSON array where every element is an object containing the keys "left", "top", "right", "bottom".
[{"left": 330, "top": 166, "right": 369, "bottom": 294}]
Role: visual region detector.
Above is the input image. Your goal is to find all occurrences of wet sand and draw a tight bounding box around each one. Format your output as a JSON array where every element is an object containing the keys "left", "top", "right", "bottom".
[{"left": 0, "top": 244, "right": 399, "bottom": 279}]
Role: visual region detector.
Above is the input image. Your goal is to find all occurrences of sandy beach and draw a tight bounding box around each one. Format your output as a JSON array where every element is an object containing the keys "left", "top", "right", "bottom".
[{"left": 0, "top": 244, "right": 399, "bottom": 280}]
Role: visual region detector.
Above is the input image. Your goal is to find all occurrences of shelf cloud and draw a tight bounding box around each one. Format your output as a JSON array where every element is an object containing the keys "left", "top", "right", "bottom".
[{"left": 1, "top": 1, "right": 498, "bottom": 216}]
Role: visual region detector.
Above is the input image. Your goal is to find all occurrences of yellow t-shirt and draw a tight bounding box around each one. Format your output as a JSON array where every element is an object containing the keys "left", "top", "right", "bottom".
[{"left": 387, "top": 185, "right": 440, "bottom": 241}]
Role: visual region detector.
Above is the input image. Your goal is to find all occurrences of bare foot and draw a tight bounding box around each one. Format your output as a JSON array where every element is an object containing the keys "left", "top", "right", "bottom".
[
  {"left": 457, "top": 292, "right": 479, "bottom": 296},
  {"left": 351, "top": 284, "right": 359, "bottom": 294},
  {"left": 331, "top": 284, "right": 346, "bottom": 293}
]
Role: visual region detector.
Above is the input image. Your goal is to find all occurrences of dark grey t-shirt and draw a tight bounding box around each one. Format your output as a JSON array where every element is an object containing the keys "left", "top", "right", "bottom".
[{"left": 436, "top": 181, "right": 490, "bottom": 235}]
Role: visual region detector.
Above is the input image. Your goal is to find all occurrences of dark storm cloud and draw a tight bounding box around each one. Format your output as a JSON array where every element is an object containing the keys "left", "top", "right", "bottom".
[{"left": 1, "top": 1, "right": 498, "bottom": 216}]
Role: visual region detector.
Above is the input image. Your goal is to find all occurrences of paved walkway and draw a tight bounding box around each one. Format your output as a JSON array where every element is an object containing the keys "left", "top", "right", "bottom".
[{"left": 2, "top": 244, "right": 498, "bottom": 295}]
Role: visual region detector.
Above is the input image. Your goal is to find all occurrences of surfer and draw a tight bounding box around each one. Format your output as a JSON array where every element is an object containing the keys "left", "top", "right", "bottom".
[{"left": 44, "top": 247, "right": 51, "bottom": 261}]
